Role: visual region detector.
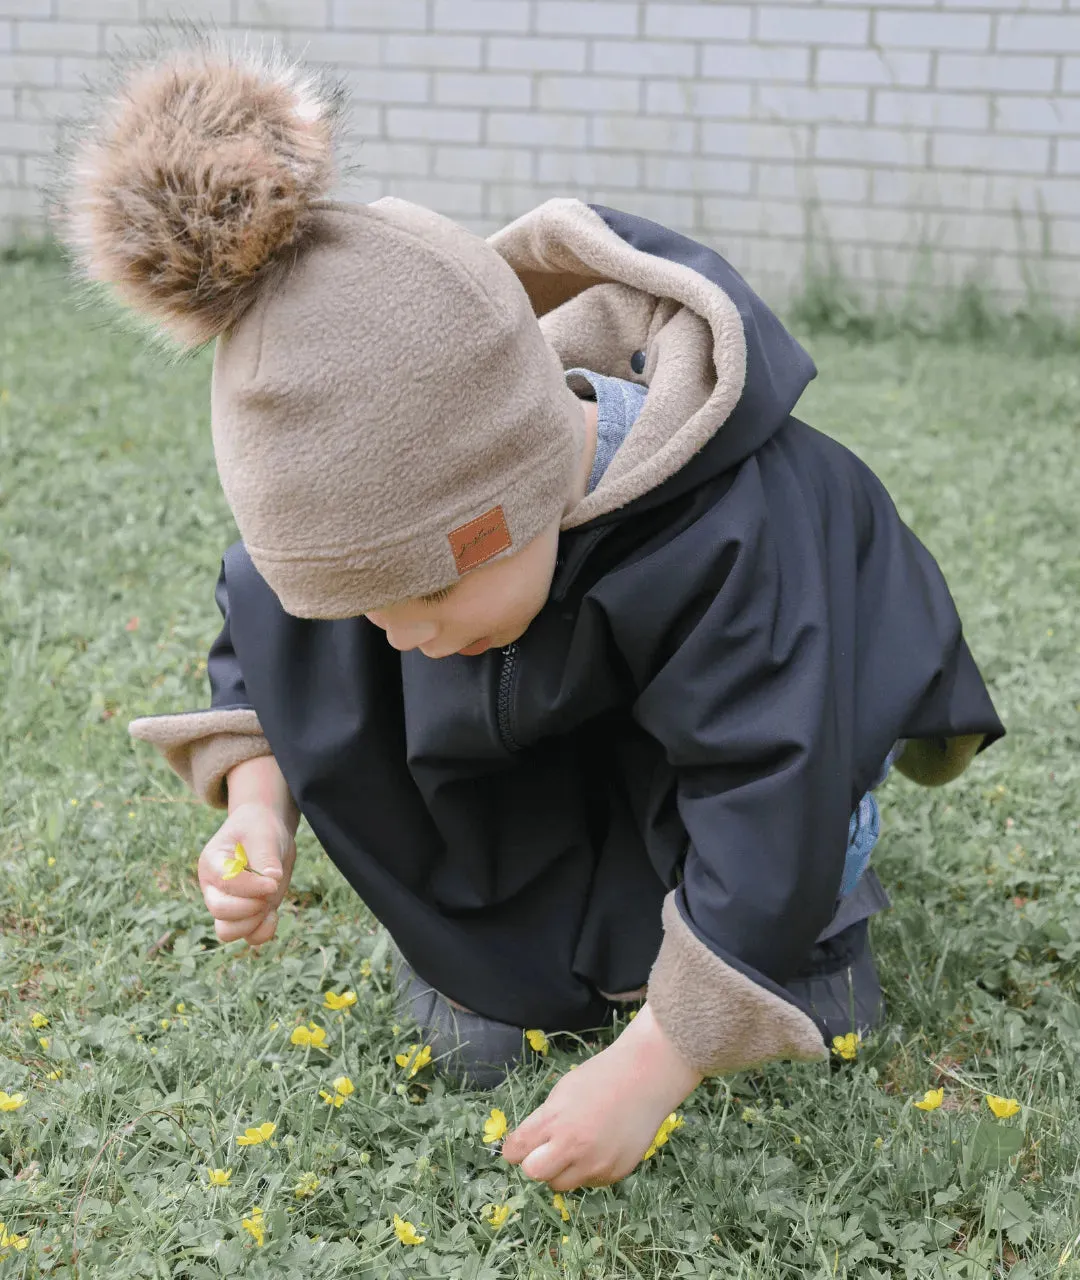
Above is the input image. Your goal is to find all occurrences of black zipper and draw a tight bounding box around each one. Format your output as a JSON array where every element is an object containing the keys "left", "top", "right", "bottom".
[{"left": 496, "top": 642, "right": 519, "bottom": 752}]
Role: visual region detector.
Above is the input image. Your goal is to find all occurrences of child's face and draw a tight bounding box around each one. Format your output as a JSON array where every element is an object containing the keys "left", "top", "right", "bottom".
[{"left": 364, "top": 517, "right": 562, "bottom": 659}]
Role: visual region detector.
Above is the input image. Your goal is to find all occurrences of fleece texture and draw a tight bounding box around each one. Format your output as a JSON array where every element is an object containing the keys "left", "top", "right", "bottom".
[
  {"left": 208, "top": 198, "right": 584, "bottom": 618},
  {"left": 128, "top": 708, "right": 270, "bottom": 809},
  {"left": 647, "top": 893, "right": 828, "bottom": 1075}
]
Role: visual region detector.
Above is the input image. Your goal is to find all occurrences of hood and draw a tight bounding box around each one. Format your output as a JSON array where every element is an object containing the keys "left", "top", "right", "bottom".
[{"left": 488, "top": 199, "right": 817, "bottom": 527}]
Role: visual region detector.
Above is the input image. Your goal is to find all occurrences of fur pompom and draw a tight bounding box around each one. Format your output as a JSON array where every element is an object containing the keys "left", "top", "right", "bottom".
[{"left": 56, "top": 37, "right": 345, "bottom": 347}]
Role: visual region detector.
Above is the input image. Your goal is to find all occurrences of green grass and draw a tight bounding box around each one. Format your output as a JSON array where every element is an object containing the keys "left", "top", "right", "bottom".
[{"left": 1, "top": 256, "right": 1079, "bottom": 1280}]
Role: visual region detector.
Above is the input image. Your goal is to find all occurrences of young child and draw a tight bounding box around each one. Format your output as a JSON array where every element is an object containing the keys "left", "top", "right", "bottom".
[{"left": 58, "top": 41, "right": 1003, "bottom": 1192}]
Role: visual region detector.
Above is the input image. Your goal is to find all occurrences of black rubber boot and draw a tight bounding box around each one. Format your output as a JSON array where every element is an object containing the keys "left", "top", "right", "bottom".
[
  {"left": 784, "top": 869, "right": 890, "bottom": 1040},
  {"left": 388, "top": 940, "right": 526, "bottom": 1090}
]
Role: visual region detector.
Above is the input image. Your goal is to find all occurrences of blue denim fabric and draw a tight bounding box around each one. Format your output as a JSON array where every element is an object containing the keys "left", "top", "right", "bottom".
[
  {"left": 564, "top": 367, "right": 648, "bottom": 494},
  {"left": 839, "top": 742, "right": 905, "bottom": 897}
]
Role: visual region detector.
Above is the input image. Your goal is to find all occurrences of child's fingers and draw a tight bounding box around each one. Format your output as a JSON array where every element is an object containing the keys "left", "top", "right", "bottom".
[
  {"left": 502, "top": 1111, "right": 551, "bottom": 1164},
  {"left": 203, "top": 883, "right": 270, "bottom": 922},
  {"left": 520, "top": 1141, "right": 575, "bottom": 1185},
  {"left": 214, "top": 911, "right": 268, "bottom": 944},
  {"left": 244, "top": 911, "right": 279, "bottom": 948},
  {"left": 204, "top": 848, "right": 281, "bottom": 899}
]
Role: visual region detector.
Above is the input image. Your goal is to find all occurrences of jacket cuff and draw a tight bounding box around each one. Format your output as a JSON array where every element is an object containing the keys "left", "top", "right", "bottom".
[
  {"left": 894, "top": 733, "right": 985, "bottom": 786},
  {"left": 646, "top": 891, "right": 828, "bottom": 1077},
  {"left": 128, "top": 709, "right": 271, "bottom": 810}
]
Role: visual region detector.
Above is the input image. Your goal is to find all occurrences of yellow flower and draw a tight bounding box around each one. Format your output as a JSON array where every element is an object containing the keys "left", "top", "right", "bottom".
[
  {"left": 643, "top": 1111, "right": 684, "bottom": 1159},
  {"left": 222, "top": 842, "right": 249, "bottom": 880},
  {"left": 395, "top": 1044, "right": 432, "bottom": 1078},
  {"left": 483, "top": 1107, "right": 508, "bottom": 1144},
  {"left": 525, "top": 1029, "right": 550, "bottom": 1055},
  {"left": 45, "top": 1069, "right": 62, "bottom": 1081},
  {"left": 359, "top": 958, "right": 373, "bottom": 979},
  {"left": 175, "top": 1002, "right": 186, "bottom": 1014},
  {"left": 290, "top": 1022, "right": 328, "bottom": 1048},
  {"left": 319, "top": 1082, "right": 352, "bottom": 1108},
  {"left": 831, "top": 1032, "right": 861, "bottom": 1061},
  {"left": 986, "top": 1094, "right": 1021, "bottom": 1119},
  {"left": 0, "top": 1092, "right": 27, "bottom": 1111},
  {"left": 236, "top": 1121, "right": 276, "bottom": 1146},
  {"left": 323, "top": 990, "right": 357, "bottom": 1011},
  {"left": 294, "top": 1171, "right": 320, "bottom": 1198},
  {"left": 47, "top": 857, "right": 56, "bottom": 866},
  {"left": 553, "top": 1193, "right": 570, "bottom": 1222},
  {"left": 205, "top": 1168, "right": 232, "bottom": 1186},
  {"left": 393, "top": 1213, "right": 426, "bottom": 1245},
  {"left": 37, "top": 1037, "right": 49, "bottom": 1051},
  {"left": 269, "top": 1021, "right": 279, "bottom": 1031},
  {"left": 160, "top": 1019, "right": 170, "bottom": 1029},
  {"left": 0, "top": 1223, "right": 30, "bottom": 1252},
  {"left": 241, "top": 1205, "right": 265, "bottom": 1247},
  {"left": 628, "top": 1009, "right": 637, "bottom": 1020},
  {"left": 391, "top": 1023, "right": 401, "bottom": 1035},
  {"left": 29, "top": 1012, "right": 48, "bottom": 1029},
  {"left": 332, "top": 1075, "right": 355, "bottom": 1097},
  {"left": 914, "top": 1088, "right": 944, "bottom": 1112},
  {"left": 484, "top": 1203, "right": 510, "bottom": 1229}
]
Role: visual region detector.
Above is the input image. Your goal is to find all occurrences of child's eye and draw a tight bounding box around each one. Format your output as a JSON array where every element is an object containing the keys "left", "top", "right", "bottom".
[{"left": 420, "top": 586, "right": 453, "bottom": 606}]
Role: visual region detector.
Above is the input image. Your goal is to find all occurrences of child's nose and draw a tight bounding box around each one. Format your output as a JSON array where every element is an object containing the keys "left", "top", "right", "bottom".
[{"left": 381, "top": 620, "right": 439, "bottom": 652}]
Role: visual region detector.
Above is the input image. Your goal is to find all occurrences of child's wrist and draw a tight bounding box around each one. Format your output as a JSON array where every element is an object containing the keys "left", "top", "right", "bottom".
[{"left": 618, "top": 1001, "right": 704, "bottom": 1096}]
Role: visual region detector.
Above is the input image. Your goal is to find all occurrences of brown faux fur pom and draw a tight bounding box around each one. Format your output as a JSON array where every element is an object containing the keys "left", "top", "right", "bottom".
[{"left": 57, "top": 41, "right": 344, "bottom": 347}]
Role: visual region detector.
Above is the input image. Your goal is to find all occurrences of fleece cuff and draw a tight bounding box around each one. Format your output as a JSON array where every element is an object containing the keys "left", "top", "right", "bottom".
[
  {"left": 646, "top": 891, "right": 828, "bottom": 1077},
  {"left": 128, "top": 708, "right": 271, "bottom": 809}
]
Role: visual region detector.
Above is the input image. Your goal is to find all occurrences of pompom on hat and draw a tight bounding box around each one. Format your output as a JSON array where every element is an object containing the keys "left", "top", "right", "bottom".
[{"left": 55, "top": 34, "right": 584, "bottom": 616}]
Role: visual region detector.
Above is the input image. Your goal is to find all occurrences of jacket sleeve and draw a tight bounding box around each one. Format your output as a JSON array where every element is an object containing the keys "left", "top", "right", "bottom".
[
  {"left": 128, "top": 554, "right": 272, "bottom": 809},
  {"left": 630, "top": 528, "right": 846, "bottom": 1077}
]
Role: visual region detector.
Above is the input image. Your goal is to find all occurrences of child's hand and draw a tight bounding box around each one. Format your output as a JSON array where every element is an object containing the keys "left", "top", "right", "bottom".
[
  {"left": 500, "top": 1002, "right": 703, "bottom": 1191},
  {"left": 196, "top": 802, "right": 295, "bottom": 948}
]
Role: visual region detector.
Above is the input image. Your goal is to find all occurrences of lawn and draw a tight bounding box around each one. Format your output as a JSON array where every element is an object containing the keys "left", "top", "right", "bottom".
[{"left": 1, "top": 253, "right": 1079, "bottom": 1280}]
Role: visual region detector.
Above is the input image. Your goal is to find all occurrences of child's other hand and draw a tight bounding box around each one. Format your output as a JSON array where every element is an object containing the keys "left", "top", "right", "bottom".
[
  {"left": 196, "top": 802, "right": 295, "bottom": 948},
  {"left": 500, "top": 1002, "right": 703, "bottom": 1191}
]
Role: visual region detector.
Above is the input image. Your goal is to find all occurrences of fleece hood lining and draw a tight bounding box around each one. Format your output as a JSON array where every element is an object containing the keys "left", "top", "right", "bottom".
[{"left": 487, "top": 198, "right": 748, "bottom": 529}]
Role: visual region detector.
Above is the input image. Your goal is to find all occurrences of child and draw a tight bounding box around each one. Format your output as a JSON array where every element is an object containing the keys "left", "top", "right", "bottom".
[{"left": 57, "top": 41, "right": 1003, "bottom": 1192}]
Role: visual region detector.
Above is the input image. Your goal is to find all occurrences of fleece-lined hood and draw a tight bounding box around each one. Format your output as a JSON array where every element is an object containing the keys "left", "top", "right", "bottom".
[{"left": 490, "top": 199, "right": 817, "bottom": 526}]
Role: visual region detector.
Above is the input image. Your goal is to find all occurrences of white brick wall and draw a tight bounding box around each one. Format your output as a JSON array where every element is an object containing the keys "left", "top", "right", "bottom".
[{"left": 3, "top": 0, "right": 1080, "bottom": 307}]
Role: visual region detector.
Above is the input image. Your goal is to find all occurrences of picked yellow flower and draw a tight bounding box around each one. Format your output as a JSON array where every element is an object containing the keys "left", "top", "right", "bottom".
[
  {"left": 986, "top": 1094, "right": 1021, "bottom": 1119},
  {"left": 914, "top": 1087, "right": 944, "bottom": 1112},
  {"left": 294, "top": 1171, "right": 320, "bottom": 1198},
  {"left": 525, "top": 1029, "right": 550, "bottom": 1055},
  {"left": 205, "top": 1167, "right": 232, "bottom": 1186},
  {"left": 0, "top": 1092, "right": 27, "bottom": 1112},
  {"left": 323, "top": 989, "right": 357, "bottom": 1011},
  {"left": 0, "top": 1222, "right": 30, "bottom": 1252},
  {"left": 484, "top": 1203, "right": 510, "bottom": 1229},
  {"left": 643, "top": 1111, "right": 684, "bottom": 1159},
  {"left": 236, "top": 1121, "right": 276, "bottom": 1146},
  {"left": 483, "top": 1107, "right": 508, "bottom": 1144},
  {"left": 395, "top": 1044, "right": 432, "bottom": 1078},
  {"left": 553, "top": 1193, "right": 570, "bottom": 1222},
  {"left": 29, "top": 1012, "right": 48, "bottom": 1029},
  {"left": 222, "top": 842, "right": 249, "bottom": 880},
  {"left": 290, "top": 1022, "right": 328, "bottom": 1048},
  {"left": 393, "top": 1213, "right": 426, "bottom": 1245},
  {"left": 831, "top": 1032, "right": 861, "bottom": 1061},
  {"left": 241, "top": 1204, "right": 265, "bottom": 1247}
]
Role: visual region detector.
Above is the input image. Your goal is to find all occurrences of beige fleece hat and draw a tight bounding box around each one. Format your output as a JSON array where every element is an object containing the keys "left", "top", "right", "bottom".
[{"left": 56, "top": 37, "right": 583, "bottom": 616}]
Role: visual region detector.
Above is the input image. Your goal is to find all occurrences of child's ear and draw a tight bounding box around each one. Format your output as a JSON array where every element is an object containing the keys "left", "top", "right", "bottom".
[{"left": 894, "top": 733, "right": 985, "bottom": 786}]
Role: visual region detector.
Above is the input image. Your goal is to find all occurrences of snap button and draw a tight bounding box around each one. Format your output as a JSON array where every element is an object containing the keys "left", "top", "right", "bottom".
[{"left": 630, "top": 349, "right": 646, "bottom": 374}]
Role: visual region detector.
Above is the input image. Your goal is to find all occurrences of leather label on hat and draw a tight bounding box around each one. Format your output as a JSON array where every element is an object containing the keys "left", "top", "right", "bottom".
[{"left": 448, "top": 505, "right": 512, "bottom": 575}]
